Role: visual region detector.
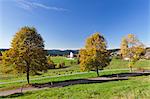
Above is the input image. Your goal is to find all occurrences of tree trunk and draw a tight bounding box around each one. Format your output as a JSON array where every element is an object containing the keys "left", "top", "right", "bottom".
[
  {"left": 26, "top": 61, "right": 30, "bottom": 84},
  {"left": 130, "top": 66, "right": 132, "bottom": 72},
  {"left": 96, "top": 66, "right": 99, "bottom": 77},
  {"left": 129, "top": 59, "right": 132, "bottom": 72},
  {"left": 27, "top": 66, "right": 30, "bottom": 84}
]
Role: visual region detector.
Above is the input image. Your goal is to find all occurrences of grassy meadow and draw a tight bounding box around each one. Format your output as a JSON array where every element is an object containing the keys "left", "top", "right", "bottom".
[{"left": 0, "top": 56, "right": 150, "bottom": 98}]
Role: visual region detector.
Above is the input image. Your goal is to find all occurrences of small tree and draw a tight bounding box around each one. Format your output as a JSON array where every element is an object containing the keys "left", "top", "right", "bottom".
[
  {"left": 120, "top": 34, "right": 144, "bottom": 72},
  {"left": 2, "top": 26, "right": 48, "bottom": 84},
  {"left": 79, "top": 32, "right": 111, "bottom": 76}
]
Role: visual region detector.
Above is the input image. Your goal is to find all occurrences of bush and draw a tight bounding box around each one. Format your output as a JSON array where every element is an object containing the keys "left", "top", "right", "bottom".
[
  {"left": 47, "top": 56, "right": 56, "bottom": 69},
  {"left": 70, "top": 61, "right": 74, "bottom": 65},
  {"left": 48, "top": 63, "right": 56, "bottom": 69},
  {"left": 0, "top": 56, "right": 2, "bottom": 61},
  {"left": 77, "top": 58, "right": 80, "bottom": 64},
  {"left": 57, "top": 62, "right": 65, "bottom": 68},
  {"left": 61, "top": 62, "right": 65, "bottom": 67},
  {"left": 137, "top": 67, "right": 145, "bottom": 72},
  {"left": 113, "top": 55, "right": 122, "bottom": 59}
]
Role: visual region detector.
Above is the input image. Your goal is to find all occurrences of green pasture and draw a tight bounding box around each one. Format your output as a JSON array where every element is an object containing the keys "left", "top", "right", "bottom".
[{"left": 0, "top": 56, "right": 149, "bottom": 96}]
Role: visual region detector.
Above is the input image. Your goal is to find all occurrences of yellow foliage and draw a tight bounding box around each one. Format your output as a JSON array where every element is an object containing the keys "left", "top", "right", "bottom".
[
  {"left": 120, "top": 34, "right": 145, "bottom": 71},
  {"left": 79, "top": 32, "right": 111, "bottom": 74},
  {"left": 1, "top": 26, "right": 48, "bottom": 75}
]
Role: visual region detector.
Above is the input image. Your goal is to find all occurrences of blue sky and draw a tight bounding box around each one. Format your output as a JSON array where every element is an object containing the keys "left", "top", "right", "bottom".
[{"left": 0, "top": 0, "right": 149, "bottom": 49}]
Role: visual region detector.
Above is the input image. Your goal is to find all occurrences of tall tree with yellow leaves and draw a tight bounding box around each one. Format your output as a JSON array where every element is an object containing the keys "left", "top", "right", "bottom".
[
  {"left": 2, "top": 26, "right": 48, "bottom": 84},
  {"left": 120, "top": 34, "right": 144, "bottom": 72},
  {"left": 79, "top": 33, "right": 111, "bottom": 76}
]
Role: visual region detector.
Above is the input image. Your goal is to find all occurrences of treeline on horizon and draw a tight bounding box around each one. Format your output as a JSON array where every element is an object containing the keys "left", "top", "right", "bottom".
[
  {"left": 0, "top": 49, "right": 78, "bottom": 56},
  {"left": 0, "top": 48, "right": 150, "bottom": 56}
]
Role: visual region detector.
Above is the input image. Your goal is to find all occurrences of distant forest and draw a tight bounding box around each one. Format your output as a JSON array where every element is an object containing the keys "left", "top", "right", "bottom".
[
  {"left": 0, "top": 48, "right": 149, "bottom": 56},
  {"left": 0, "top": 49, "right": 79, "bottom": 56}
]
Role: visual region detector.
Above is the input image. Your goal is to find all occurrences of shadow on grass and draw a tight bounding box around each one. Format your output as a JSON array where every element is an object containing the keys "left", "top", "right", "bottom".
[
  {"left": 0, "top": 92, "right": 33, "bottom": 98},
  {"left": 32, "top": 78, "right": 128, "bottom": 89},
  {"left": 31, "top": 72, "right": 150, "bottom": 88},
  {"left": 100, "top": 72, "right": 150, "bottom": 78},
  {"left": 0, "top": 93, "right": 23, "bottom": 98}
]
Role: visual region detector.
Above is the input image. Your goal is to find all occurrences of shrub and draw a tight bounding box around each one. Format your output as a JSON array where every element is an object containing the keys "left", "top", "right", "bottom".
[
  {"left": 57, "top": 62, "right": 65, "bottom": 68},
  {"left": 70, "top": 61, "right": 74, "bottom": 65},
  {"left": 112, "top": 54, "right": 122, "bottom": 59},
  {"left": 137, "top": 67, "right": 145, "bottom": 72},
  {"left": 47, "top": 56, "right": 56, "bottom": 69},
  {"left": 0, "top": 56, "right": 2, "bottom": 61}
]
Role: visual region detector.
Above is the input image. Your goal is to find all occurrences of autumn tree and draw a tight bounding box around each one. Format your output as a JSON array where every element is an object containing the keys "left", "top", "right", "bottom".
[
  {"left": 120, "top": 34, "right": 144, "bottom": 72},
  {"left": 1, "top": 26, "right": 48, "bottom": 84},
  {"left": 79, "top": 33, "right": 111, "bottom": 76}
]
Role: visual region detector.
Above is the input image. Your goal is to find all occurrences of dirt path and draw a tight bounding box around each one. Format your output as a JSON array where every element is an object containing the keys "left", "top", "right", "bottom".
[{"left": 0, "top": 72, "right": 149, "bottom": 97}]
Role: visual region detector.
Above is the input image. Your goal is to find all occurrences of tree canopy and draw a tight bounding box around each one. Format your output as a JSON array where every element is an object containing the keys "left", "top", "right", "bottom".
[
  {"left": 120, "top": 34, "right": 145, "bottom": 71},
  {"left": 1, "top": 26, "right": 48, "bottom": 84},
  {"left": 79, "top": 32, "right": 111, "bottom": 76}
]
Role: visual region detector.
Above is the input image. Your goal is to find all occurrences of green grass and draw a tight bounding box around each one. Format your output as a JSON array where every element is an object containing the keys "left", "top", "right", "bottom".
[
  {"left": 105, "top": 58, "right": 150, "bottom": 69},
  {"left": 134, "top": 59, "right": 150, "bottom": 69},
  {"left": 2, "top": 75, "right": 149, "bottom": 99},
  {"left": 51, "top": 56, "right": 77, "bottom": 66}
]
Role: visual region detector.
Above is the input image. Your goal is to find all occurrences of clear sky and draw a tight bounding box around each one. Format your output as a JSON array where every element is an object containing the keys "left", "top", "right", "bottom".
[{"left": 0, "top": 0, "right": 149, "bottom": 50}]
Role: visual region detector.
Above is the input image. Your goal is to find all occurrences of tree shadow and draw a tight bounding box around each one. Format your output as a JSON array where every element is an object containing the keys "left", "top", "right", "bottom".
[
  {"left": 32, "top": 78, "right": 128, "bottom": 88},
  {"left": 31, "top": 72, "right": 150, "bottom": 88},
  {"left": 0, "top": 93, "right": 24, "bottom": 98},
  {"left": 0, "top": 91, "right": 34, "bottom": 98},
  {"left": 100, "top": 72, "right": 150, "bottom": 78}
]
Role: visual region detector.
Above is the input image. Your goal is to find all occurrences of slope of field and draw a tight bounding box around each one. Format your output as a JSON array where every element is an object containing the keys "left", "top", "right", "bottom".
[{"left": 1, "top": 75, "right": 149, "bottom": 99}]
